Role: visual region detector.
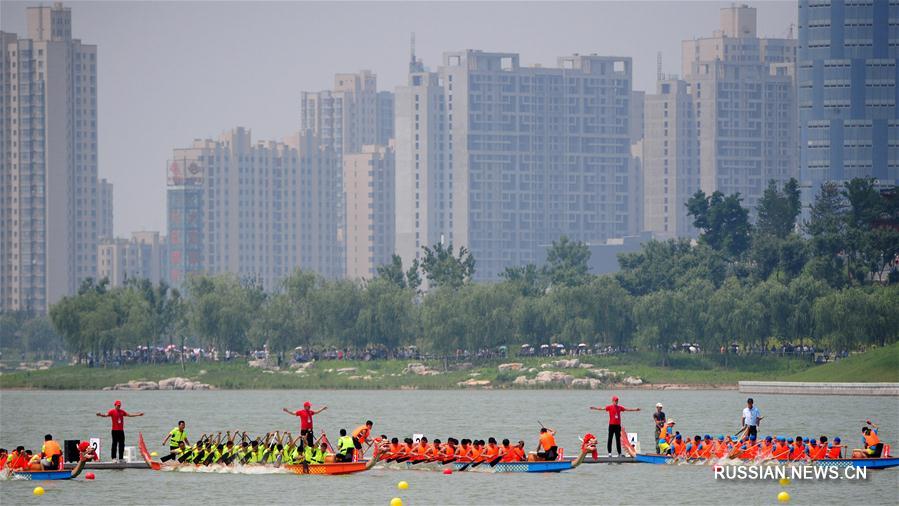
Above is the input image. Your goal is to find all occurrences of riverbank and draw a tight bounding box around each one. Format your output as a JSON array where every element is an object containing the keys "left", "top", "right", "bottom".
[{"left": 5, "top": 347, "right": 892, "bottom": 390}]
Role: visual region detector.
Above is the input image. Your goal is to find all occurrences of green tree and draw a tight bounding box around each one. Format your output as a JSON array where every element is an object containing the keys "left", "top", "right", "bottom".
[
  {"left": 803, "top": 182, "right": 847, "bottom": 288},
  {"left": 500, "top": 264, "right": 546, "bottom": 297},
  {"left": 756, "top": 178, "right": 802, "bottom": 238},
  {"left": 376, "top": 254, "right": 407, "bottom": 288},
  {"left": 420, "top": 243, "right": 476, "bottom": 289},
  {"left": 543, "top": 235, "right": 591, "bottom": 287},
  {"left": 687, "top": 190, "right": 751, "bottom": 258}
]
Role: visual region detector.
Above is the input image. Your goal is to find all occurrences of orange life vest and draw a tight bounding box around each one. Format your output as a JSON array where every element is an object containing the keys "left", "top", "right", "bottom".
[
  {"left": 688, "top": 443, "right": 702, "bottom": 458},
  {"left": 740, "top": 444, "right": 758, "bottom": 459},
  {"left": 673, "top": 440, "right": 687, "bottom": 457},
  {"left": 484, "top": 444, "right": 500, "bottom": 459},
  {"left": 503, "top": 446, "right": 525, "bottom": 462},
  {"left": 772, "top": 443, "right": 790, "bottom": 460},
  {"left": 864, "top": 431, "right": 880, "bottom": 448},
  {"left": 826, "top": 446, "right": 841, "bottom": 459},
  {"left": 789, "top": 444, "right": 806, "bottom": 460},
  {"left": 809, "top": 445, "right": 826, "bottom": 460},
  {"left": 352, "top": 426, "right": 370, "bottom": 442},
  {"left": 700, "top": 442, "right": 714, "bottom": 459},
  {"left": 540, "top": 432, "right": 556, "bottom": 450},
  {"left": 42, "top": 440, "right": 62, "bottom": 458}
]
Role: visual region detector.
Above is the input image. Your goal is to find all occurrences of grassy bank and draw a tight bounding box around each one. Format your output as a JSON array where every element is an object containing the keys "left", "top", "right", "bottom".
[
  {"left": 786, "top": 342, "right": 899, "bottom": 383},
  {"left": 4, "top": 349, "right": 880, "bottom": 390}
]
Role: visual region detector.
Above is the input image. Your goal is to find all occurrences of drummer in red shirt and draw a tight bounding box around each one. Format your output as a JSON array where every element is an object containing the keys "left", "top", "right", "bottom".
[
  {"left": 590, "top": 395, "right": 640, "bottom": 458},
  {"left": 96, "top": 400, "right": 144, "bottom": 462},
  {"left": 282, "top": 401, "right": 327, "bottom": 439}
]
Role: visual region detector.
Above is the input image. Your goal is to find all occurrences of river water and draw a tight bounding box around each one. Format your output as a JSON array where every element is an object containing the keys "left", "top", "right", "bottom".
[{"left": 0, "top": 389, "right": 896, "bottom": 505}]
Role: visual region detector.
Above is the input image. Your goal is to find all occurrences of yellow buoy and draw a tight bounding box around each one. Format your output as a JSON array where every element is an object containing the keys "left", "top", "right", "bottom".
[
  {"left": 777, "top": 491, "right": 791, "bottom": 503},
  {"left": 390, "top": 498, "right": 403, "bottom": 506},
  {"left": 150, "top": 452, "right": 158, "bottom": 457},
  {"left": 779, "top": 478, "right": 790, "bottom": 486},
  {"left": 33, "top": 487, "right": 45, "bottom": 496},
  {"left": 397, "top": 481, "right": 409, "bottom": 490}
]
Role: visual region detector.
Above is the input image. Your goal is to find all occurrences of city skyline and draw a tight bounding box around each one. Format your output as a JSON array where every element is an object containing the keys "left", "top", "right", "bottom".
[{"left": 0, "top": 0, "right": 798, "bottom": 236}]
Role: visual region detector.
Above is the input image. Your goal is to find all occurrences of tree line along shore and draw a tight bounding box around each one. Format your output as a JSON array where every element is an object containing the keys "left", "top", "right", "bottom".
[{"left": 0, "top": 178, "right": 897, "bottom": 386}]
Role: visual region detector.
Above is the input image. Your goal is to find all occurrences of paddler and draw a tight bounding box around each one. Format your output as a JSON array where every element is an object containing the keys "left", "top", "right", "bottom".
[
  {"left": 0, "top": 448, "right": 7, "bottom": 470},
  {"left": 858, "top": 421, "right": 883, "bottom": 458},
  {"left": 9, "top": 446, "right": 28, "bottom": 470},
  {"left": 283, "top": 401, "right": 327, "bottom": 440},
  {"left": 789, "top": 436, "right": 807, "bottom": 461},
  {"left": 590, "top": 395, "right": 640, "bottom": 458},
  {"left": 536, "top": 427, "right": 558, "bottom": 461},
  {"left": 699, "top": 435, "right": 714, "bottom": 458},
  {"left": 808, "top": 439, "right": 826, "bottom": 460},
  {"left": 335, "top": 429, "right": 357, "bottom": 463},
  {"left": 672, "top": 434, "right": 687, "bottom": 458},
  {"left": 484, "top": 437, "right": 501, "bottom": 463},
  {"left": 161, "top": 420, "right": 189, "bottom": 462},
  {"left": 827, "top": 437, "right": 844, "bottom": 459},
  {"left": 40, "top": 434, "right": 62, "bottom": 470},
  {"left": 352, "top": 420, "right": 374, "bottom": 455}
]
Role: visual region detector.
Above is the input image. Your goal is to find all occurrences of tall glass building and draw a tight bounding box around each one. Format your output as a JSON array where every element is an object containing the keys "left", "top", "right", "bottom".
[{"left": 798, "top": 0, "right": 899, "bottom": 195}]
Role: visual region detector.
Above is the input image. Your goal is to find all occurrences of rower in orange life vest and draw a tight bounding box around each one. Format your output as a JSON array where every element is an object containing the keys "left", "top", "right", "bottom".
[
  {"left": 807, "top": 438, "right": 827, "bottom": 460},
  {"left": 39, "top": 434, "right": 63, "bottom": 470},
  {"left": 789, "top": 436, "right": 808, "bottom": 460},
  {"left": 351, "top": 420, "right": 374, "bottom": 457},
  {"left": 711, "top": 435, "right": 728, "bottom": 458},
  {"left": 483, "top": 437, "right": 501, "bottom": 462},
  {"left": 501, "top": 439, "right": 526, "bottom": 462},
  {"left": 687, "top": 435, "right": 703, "bottom": 459},
  {"left": 758, "top": 436, "right": 775, "bottom": 459},
  {"left": 738, "top": 434, "right": 759, "bottom": 459},
  {"left": 858, "top": 421, "right": 884, "bottom": 458},
  {"left": 827, "top": 437, "right": 843, "bottom": 458},
  {"left": 671, "top": 434, "right": 687, "bottom": 458},
  {"left": 772, "top": 436, "right": 790, "bottom": 460},
  {"left": 536, "top": 427, "right": 558, "bottom": 461}
]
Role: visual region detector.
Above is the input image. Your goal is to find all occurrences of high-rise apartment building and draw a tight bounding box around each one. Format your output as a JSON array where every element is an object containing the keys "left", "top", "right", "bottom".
[
  {"left": 97, "top": 231, "right": 167, "bottom": 287},
  {"left": 344, "top": 144, "right": 396, "bottom": 279},
  {"left": 682, "top": 4, "right": 798, "bottom": 212},
  {"left": 798, "top": 0, "right": 898, "bottom": 195},
  {"left": 98, "top": 178, "right": 113, "bottom": 239},
  {"left": 1, "top": 3, "right": 99, "bottom": 312},
  {"left": 396, "top": 50, "right": 635, "bottom": 280},
  {"left": 643, "top": 79, "right": 700, "bottom": 238},
  {"left": 166, "top": 128, "right": 340, "bottom": 289},
  {"left": 300, "top": 71, "right": 396, "bottom": 278}
]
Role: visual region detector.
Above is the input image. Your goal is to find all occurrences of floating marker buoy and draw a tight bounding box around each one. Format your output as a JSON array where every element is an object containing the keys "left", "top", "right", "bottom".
[
  {"left": 443, "top": 469, "right": 452, "bottom": 475},
  {"left": 85, "top": 472, "right": 95, "bottom": 480},
  {"left": 390, "top": 498, "right": 403, "bottom": 506},
  {"left": 397, "top": 481, "right": 409, "bottom": 490},
  {"left": 777, "top": 491, "right": 790, "bottom": 503},
  {"left": 150, "top": 452, "right": 158, "bottom": 457},
  {"left": 779, "top": 478, "right": 790, "bottom": 486},
  {"left": 33, "top": 487, "right": 45, "bottom": 496}
]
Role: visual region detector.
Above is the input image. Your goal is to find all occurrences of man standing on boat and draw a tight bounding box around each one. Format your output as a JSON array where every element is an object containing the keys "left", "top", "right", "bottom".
[
  {"left": 282, "top": 401, "right": 327, "bottom": 439},
  {"left": 590, "top": 395, "right": 640, "bottom": 457},
  {"left": 740, "top": 398, "right": 762, "bottom": 439},
  {"left": 96, "top": 400, "right": 144, "bottom": 462},
  {"left": 652, "top": 403, "right": 666, "bottom": 452}
]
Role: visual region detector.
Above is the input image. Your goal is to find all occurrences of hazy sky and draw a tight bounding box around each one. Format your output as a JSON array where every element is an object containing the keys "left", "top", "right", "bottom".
[{"left": 1, "top": 1, "right": 797, "bottom": 236}]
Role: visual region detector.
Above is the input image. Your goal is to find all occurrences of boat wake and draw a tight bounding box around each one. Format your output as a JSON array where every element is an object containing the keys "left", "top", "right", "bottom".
[{"left": 161, "top": 464, "right": 291, "bottom": 474}]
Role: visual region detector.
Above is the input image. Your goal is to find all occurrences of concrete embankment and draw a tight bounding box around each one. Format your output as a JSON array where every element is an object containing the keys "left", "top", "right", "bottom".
[{"left": 739, "top": 381, "right": 899, "bottom": 396}]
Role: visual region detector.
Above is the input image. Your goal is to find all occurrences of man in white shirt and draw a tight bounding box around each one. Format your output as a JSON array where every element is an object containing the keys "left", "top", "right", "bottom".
[{"left": 741, "top": 398, "right": 762, "bottom": 438}]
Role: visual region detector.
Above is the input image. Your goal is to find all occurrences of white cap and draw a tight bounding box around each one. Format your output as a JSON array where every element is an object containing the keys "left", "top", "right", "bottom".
[{"left": 656, "top": 403, "right": 663, "bottom": 408}]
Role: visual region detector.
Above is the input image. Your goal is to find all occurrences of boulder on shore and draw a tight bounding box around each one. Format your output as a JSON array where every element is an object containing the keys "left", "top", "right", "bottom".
[
  {"left": 107, "top": 377, "right": 214, "bottom": 391},
  {"left": 534, "top": 371, "right": 574, "bottom": 385},
  {"left": 402, "top": 363, "right": 441, "bottom": 376},
  {"left": 457, "top": 378, "right": 491, "bottom": 388},
  {"left": 498, "top": 363, "right": 524, "bottom": 371}
]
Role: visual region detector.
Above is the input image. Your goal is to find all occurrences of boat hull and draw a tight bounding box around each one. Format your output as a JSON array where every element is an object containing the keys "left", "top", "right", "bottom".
[
  {"left": 382, "top": 458, "right": 575, "bottom": 473},
  {"left": 635, "top": 453, "right": 899, "bottom": 469},
  {"left": 9, "top": 470, "right": 73, "bottom": 481},
  {"left": 284, "top": 461, "right": 371, "bottom": 475}
]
